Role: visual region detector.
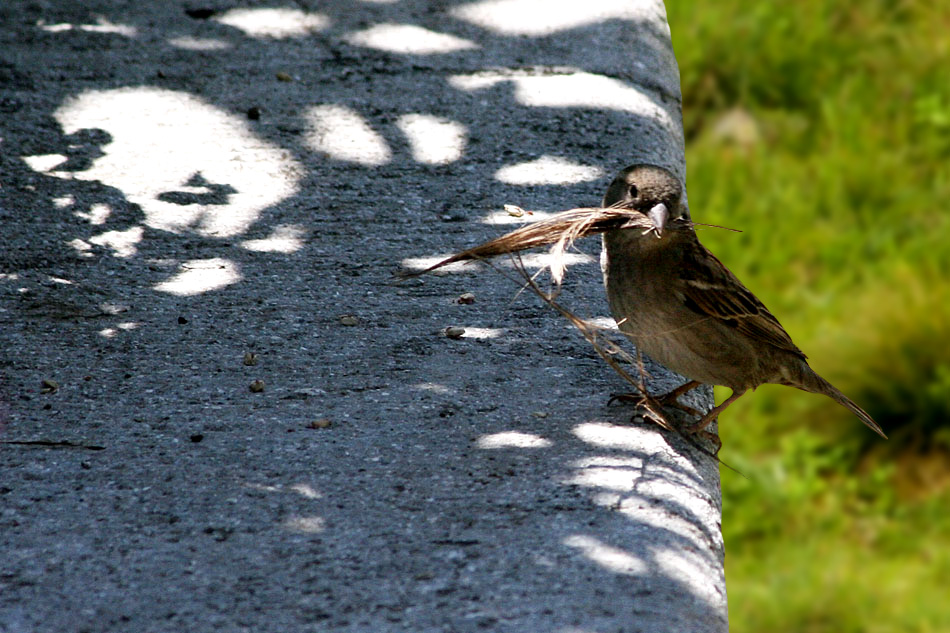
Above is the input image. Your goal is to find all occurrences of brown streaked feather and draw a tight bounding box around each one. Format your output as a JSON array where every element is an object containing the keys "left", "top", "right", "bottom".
[{"left": 679, "top": 239, "right": 807, "bottom": 359}]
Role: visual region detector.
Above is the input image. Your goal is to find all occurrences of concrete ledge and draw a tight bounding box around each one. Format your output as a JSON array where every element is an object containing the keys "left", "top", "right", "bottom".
[{"left": 0, "top": 1, "right": 725, "bottom": 631}]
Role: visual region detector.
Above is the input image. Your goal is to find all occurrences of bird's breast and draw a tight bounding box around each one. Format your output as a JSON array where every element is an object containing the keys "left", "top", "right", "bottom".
[{"left": 601, "top": 233, "right": 755, "bottom": 388}]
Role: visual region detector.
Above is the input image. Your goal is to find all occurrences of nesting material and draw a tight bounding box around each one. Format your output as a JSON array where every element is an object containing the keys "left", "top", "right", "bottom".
[{"left": 412, "top": 206, "right": 657, "bottom": 284}]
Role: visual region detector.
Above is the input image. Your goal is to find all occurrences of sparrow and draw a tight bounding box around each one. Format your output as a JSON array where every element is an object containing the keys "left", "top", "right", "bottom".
[{"left": 600, "top": 164, "right": 886, "bottom": 439}]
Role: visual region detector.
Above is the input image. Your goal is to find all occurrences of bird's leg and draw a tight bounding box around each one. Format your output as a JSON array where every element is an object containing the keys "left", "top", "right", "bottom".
[
  {"left": 656, "top": 380, "right": 703, "bottom": 416},
  {"left": 681, "top": 388, "right": 746, "bottom": 455},
  {"left": 685, "top": 388, "right": 746, "bottom": 434},
  {"left": 608, "top": 379, "right": 703, "bottom": 414}
]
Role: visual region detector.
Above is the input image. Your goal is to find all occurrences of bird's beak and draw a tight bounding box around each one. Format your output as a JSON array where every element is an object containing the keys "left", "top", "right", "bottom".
[{"left": 647, "top": 202, "right": 669, "bottom": 236}]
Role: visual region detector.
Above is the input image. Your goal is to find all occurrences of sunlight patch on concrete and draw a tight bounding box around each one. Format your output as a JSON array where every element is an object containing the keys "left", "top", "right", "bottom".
[
  {"left": 451, "top": 0, "right": 661, "bottom": 36},
  {"left": 68, "top": 239, "right": 93, "bottom": 258},
  {"left": 154, "top": 258, "right": 241, "bottom": 296},
  {"left": 283, "top": 516, "right": 326, "bottom": 534},
  {"left": 167, "top": 36, "right": 231, "bottom": 51},
  {"left": 412, "top": 382, "right": 455, "bottom": 395},
  {"left": 456, "top": 327, "right": 504, "bottom": 339},
  {"left": 53, "top": 87, "right": 302, "bottom": 238},
  {"left": 449, "top": 71, "right": 672, "bottom": 127},
  {"left": 74, "top": 203, "right": 112, "bottom": 225},
  {"left": 241, "top": 224, "right": 306, "bottom": 253},
  {"left": 476, "top": 431, "right": 553, "bottom": 449},
  {"left": 653, "top": 547, "right": 720, "bottom": 607},
  {"left": 565, "top": 466, "right": 638, "bottom": 492},
  {"left": 346, "top": 23, "right": 477, "bottom": 54},
  {"left": 305, "top": 104, "right": 392, "bottom": 166},
  {"left": 89, "top": 226, "right": 144, "bottom": 258},
  {"left": 565, "top": 456, "right": 647, "bottom": 493},
  {"left": 563, "top": 534, "right": 647, "bottom": 575},
  {"left": 37, "top": 17, "right": 138, "bottom": 37},
  {"left": 21, "top": 154, "right": 67, "bottom": 173},
  {"left": 572, "top": 421, "right": 660, "bottom": 451},
  {"left": 52, "top": 195, "right": 74, "bottom": 209},
  {"left": 397, "top": 114, "right": 467, "bottom": 164},
  {"left": 495, "top": 156, "right": 603, "bottom": 185},
  {"left": 214, "top": 8, "right": 329, "bottom": 38},
  {"left": 288, "top": 484, "right": 322, "bottom": 499},
  {"left": 244, "top": 483, "right": 281, "bottom": 493},
  {"left": 98, "top": 322, "right": 140, "bottom": 339}
]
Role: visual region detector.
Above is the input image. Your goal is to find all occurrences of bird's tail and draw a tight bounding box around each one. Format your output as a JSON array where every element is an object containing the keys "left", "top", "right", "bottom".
[{"left": 802, "top": 371, "right": 887, "bottom": 439}]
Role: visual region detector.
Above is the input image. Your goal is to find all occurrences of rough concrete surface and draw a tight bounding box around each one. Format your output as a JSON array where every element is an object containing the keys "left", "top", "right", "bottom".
[{"left": 0, "top": 1, "right": 726, "bottom": 631}]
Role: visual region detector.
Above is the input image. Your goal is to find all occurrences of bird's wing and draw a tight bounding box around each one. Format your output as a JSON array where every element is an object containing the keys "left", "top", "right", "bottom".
[{"left": 678, "top": 240, "right": 807, "bottom": 359}]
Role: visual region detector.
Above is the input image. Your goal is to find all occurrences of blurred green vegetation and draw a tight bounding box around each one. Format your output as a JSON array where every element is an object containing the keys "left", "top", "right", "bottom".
[{"left": 665, "top": 1, "right": 950, "bottom": 631}]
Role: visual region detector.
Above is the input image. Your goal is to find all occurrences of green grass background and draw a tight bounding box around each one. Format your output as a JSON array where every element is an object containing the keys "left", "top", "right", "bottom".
[{"left": 665, "top": 2, "right": 950, "bottom": 631}]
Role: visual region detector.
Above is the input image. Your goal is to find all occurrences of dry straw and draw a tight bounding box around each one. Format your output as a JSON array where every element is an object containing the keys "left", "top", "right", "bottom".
[{"left": 411, "top": 205, "right": 657, "bottom": 285}]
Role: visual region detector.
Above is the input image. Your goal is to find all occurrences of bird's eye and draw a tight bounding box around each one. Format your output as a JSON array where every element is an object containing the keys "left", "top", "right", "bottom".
[{"left": 628, "top": 185, "right": 638, "bottom": 198}]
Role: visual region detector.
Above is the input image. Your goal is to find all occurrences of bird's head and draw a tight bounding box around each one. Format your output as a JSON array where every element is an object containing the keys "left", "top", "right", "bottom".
[{"left": 602, "top": 164, "right": 688, "bottom": 236}]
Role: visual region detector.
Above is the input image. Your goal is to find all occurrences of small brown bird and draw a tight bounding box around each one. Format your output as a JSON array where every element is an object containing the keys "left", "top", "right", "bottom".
[{"left": 600, "top": 164, "right": 886, "bottom": 438}]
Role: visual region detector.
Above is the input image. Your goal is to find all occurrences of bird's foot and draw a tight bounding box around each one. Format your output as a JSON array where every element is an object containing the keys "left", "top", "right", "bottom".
[
  {"left": 683, "top": 414, "right": 722, "bottom": 455},
  {"left": 607, "top": 392, "right": 645, "bottom": 406},
  {"left": 695, "top": 430, "right": 722, "bottom": 454},
  {"left": 607, "top": 392, "right": 673, "bottom": 430},
  {"left": 684, "top": 412, "right": 722, "bottom": 454},
  {"left": 610, "top": 380, "right": 703, "bottom": 416},
  {"left": 608, "top": 384, "right": 726, "bottom": 455}
]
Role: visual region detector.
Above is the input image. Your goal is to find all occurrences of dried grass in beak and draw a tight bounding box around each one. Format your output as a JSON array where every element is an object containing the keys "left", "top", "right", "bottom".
[{"left": 404, "top": 206, "right": 656, "bottom": 285}]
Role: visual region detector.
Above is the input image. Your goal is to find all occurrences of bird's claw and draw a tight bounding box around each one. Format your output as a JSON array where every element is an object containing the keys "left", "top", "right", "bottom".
[
  {"left": 608, "top": 385, "right": 721, "bottom": 453},
  {"left": 690, "top": 428, "right": 722, "bottom": 454},
  {"left": 607, "top": 392, "right": 645, "bottom": 406}
]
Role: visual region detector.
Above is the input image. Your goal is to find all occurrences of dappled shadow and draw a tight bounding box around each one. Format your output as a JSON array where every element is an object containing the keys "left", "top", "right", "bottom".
[{"left": 0, "top": 1, "right": 723, "bottom": 631}]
